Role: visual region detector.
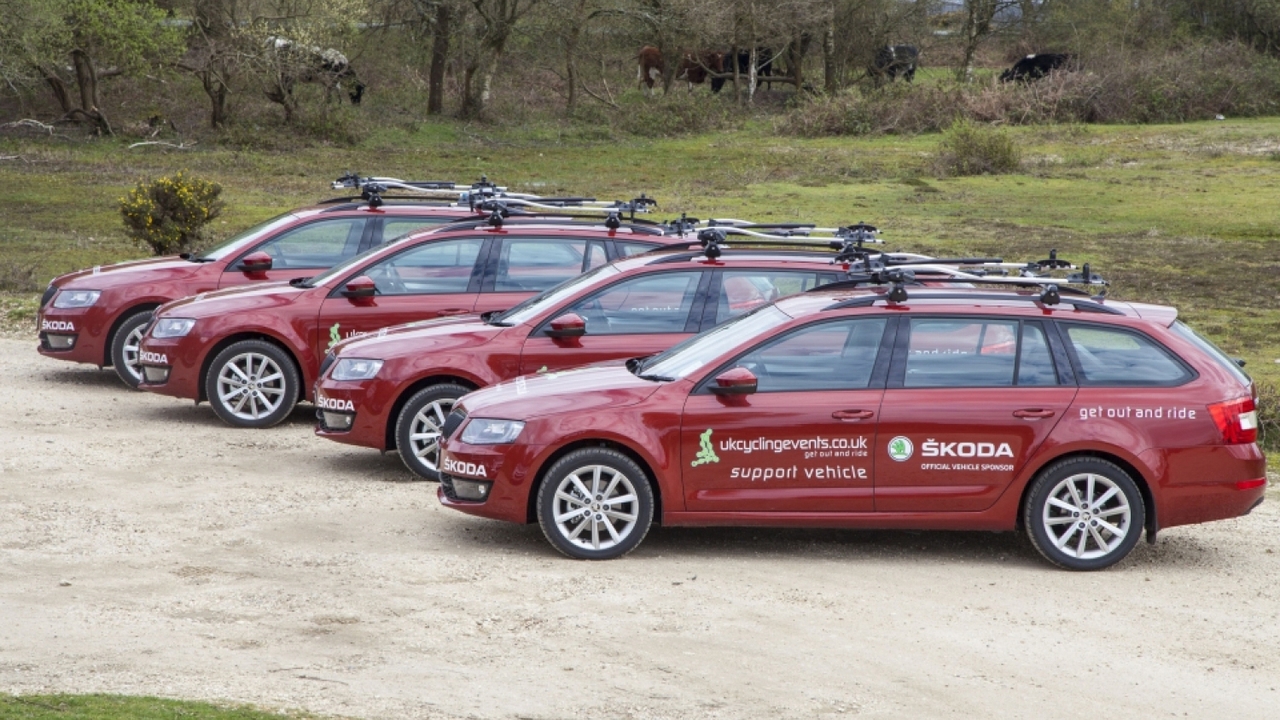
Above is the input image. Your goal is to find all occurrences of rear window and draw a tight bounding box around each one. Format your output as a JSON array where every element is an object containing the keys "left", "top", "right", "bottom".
[
  {"left": 1171, "top": 321, "right": 1251, "bottom": 386},
  {"left": 1062, "top": 323, "right": 1192, "bottom": 386}
]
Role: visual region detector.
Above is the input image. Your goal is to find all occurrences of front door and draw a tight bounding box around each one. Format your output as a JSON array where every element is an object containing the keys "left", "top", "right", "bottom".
[
  {"left": 314, "top": 237, "right": 488, "bottom": 358},
  {"left": 221, "top": 217, "right": 370, "bottom": 288},
  {"left": 680, "top": 317, "right": 891, "bottom": 513},
  {"left": 874, "top": 318, "right": 1076, "bottom": 512},
  {"left": 518, "top": 270, "right": 707, "bottom": 374}
]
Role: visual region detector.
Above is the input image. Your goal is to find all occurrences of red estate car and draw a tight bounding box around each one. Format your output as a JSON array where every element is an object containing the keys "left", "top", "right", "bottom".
[
  {"left": 137, "top": 219, "right": 680, "bottom": 428},
  {"left": 38, "top": 193, "right": 482, "bottom": 387},
  {"left": 437, "top": 281, "right": 1265, "bottom": 570},
  {"left": 314, "top": 245, "right": 855, "bottom": 479}
]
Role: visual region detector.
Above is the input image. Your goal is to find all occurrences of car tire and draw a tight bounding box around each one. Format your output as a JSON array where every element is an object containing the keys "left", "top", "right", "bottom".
[
  {"left": 1024, "top": 456, "right": 1145, "bottom": 571},
  {"left": 536, "top": 448, "right": 654, "bottom": 560},
  {"left": 110, "top": 309, "right": 153, "bottom": 389},
  {"left": 205, "top": 339, "right": 300, "bottom": 429},
  {"left": 395, "top": 383, "right": 470, "bottom": 481}
]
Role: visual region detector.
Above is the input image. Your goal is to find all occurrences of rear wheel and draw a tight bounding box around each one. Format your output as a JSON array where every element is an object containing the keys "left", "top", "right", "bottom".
[
  {"left": 205, "top": 340, "right": 300, "bottom": 428},
  {"left": 110, "top": 309, "right": 153, "bottom": 389},
  {"left": 395, "top": 383, "right": 469, "bottom": 481},
  {"left": 536, "top": 448, "right": 653, "bottom": 560},
  {"left": 1024, "top": 457, "right": 1145, "bottom": 571}
]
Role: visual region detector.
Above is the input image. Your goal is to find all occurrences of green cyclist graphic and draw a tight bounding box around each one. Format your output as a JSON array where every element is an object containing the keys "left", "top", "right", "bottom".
[
  {"left": 328, "top": 322, "right": 341, "bottom": 349},
  {"left": 691, "top": 428, "right": 720, "bottom": 467}
]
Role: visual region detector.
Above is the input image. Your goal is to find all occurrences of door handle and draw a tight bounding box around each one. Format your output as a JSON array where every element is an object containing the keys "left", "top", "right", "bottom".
[
  {"left": 1013, "top": 409, "right": 1056, "bottom": 419},
  {"left": 832, "top": 409, "right": 874, "bottom": 421},
  {"left": 437, "top": 308, "right": 469, "bottom": 316}
]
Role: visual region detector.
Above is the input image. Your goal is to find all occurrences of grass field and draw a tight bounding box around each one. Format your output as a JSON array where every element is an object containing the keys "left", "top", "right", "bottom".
[
  {"left": 0, "top": 694, "right": 313, "bottom": 720},
  {"left": 1, "top": 115, "right": 1277, "bottom": 429}
]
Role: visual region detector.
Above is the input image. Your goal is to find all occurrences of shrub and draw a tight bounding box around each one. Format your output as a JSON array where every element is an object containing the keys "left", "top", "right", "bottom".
[
  {"left": 1256, "top": 379, "right": 1280, "bottom": 453},
  {"left": 120, "top": 172, "right": 226, "bottom": 256},
  {"left": 614, "top": 93, "right": 741, "bottom": 138},
  {"left": 935, "top": 120, "right": 1021, "bottom": 176},
  {"left": 0, "top": 261, "right": 39, "bottom": 292}
]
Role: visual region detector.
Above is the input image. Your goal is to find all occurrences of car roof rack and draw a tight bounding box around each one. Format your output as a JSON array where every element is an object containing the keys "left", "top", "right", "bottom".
[
  {"left": 328, "top": 172, "right": 661, "bottom": 215},
  {"left": 811, "top": 255, "right": 1111, "bottom": 310},
  {"left": 429, "top": 214, "right": 668, "bottom": 236}
]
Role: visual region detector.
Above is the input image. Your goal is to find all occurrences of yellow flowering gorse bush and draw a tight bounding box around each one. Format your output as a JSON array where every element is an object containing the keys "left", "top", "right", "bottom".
[{"left": 120, "top": 171, "right": 226, "bottom": 255}]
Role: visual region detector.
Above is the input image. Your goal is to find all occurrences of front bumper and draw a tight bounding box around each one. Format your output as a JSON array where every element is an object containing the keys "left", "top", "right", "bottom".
[
  {"left": 436, "top": 442, "right": 546, "bottom": 523},
  {"left": 135, "top": 335, "right": 202, "bottom": 400},
  {"left": 36, "top": 307, "right": 104, "bottom": 366},
  {"left": 313, "top": 380, "right": 396, "bottom": 450}
]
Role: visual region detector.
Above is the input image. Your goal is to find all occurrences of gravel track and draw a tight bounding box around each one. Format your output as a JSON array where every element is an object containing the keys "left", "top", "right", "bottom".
[{"left": 2, "top": 337, "right": 1278, "bottom": 719}]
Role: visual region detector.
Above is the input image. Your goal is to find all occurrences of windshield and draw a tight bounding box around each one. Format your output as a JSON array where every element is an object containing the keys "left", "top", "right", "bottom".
[
  {"left": 196, "top": 213, "right": 299, "bottom": 261},
  {"left": 638, "top": 305, "right": 791, "bottom": 380},
  {"left": 489, "top": 263, "right": 622, "bottom": 326}
]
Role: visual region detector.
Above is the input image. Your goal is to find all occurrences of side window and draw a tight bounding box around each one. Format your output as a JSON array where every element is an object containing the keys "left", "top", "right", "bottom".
[
  {"left": 727, "top": 318, "right": 887, "bottom": 392},
  {"left": 495, "top": 238, "right": 592, "bottom": 292},
  {"left": 715, "top": 271, "right": 835, "bottom": 324},
  {"left": 904, "top": 318, "right": 1018, "bottom": 387},
  {"left": 1017, "top": 322, "right": 1058, "bottom": 386},
  {"left": 560, "top": 272, "right": 701, "bottom": 335},
  {"left": 1064, "top": 324, "right": 1191, "bottom": 386},
  {"left": 585, "top": 241, "right": 608, "bottom": 270},
  {"left": 617, "top": 241, "right": 658, "bottom": 257},
  {"left": 380, "top": 217, "right": 448, "bottom": 245},
  {"left": 253, "top": 218, "right": 366, "bottom": 269},
  {"left": 362, "top": 239, "right": 483, "bottom": 295}
]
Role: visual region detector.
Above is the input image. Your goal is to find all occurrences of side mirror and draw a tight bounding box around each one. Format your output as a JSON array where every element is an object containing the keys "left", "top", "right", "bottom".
[
  {"left": 708, "top": 367, "right": 758, "bottom": 395},
  {"left": 342, "top": 276, "right": 377, "bottom": 299},
  {"left": 545, "top": 313, "right": 586, "bottom": 338},
  {"left": 238, "top": 251, "right": 273, "bottom": 273}
]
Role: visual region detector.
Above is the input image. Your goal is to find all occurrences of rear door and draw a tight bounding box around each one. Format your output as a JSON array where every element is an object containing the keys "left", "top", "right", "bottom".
[
  {"left": 476, "top": 236, "right": 612, "bottom": 316},
  {"left": 873, "top": 317, "right": 1077, "bottom": 512},
  {"left": 313, "top": 237, "right": 489, "bottom": 358},
  {"left": 221, "top": 216, "right": 371, "bottom": 288},
  {"left": 679, "top": 316, "right": 891, "bottom": 513}
]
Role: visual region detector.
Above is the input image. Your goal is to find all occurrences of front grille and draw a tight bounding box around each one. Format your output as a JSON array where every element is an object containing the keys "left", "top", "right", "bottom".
[
  {"left": 439, "top": 473, "right": 460, "bottom": 500},
  {"left": 441, "top": 409, "right": 467, "bottom": 440}
]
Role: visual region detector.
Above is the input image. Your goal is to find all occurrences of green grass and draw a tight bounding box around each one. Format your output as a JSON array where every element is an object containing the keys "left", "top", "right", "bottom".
[
  {"left": 0, "top": 694, "right": 316, "bottom": 720},
  {"left": 2, "top": 116, "right": 1278, "bottom": 392}
]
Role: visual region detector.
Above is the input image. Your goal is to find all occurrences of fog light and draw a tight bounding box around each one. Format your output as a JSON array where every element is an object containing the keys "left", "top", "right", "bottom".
[
  {"left": 142, "top": 365, "right": 170, "bottom": 384},
  {"left": 452, "top": 478, "right": 493, "bottom": 501},
  {"left": 322, "top": 411, "right": 354, "bottom": 431},
  {"left": 44, "top": 333, "right": 76, "bottom": 350}
]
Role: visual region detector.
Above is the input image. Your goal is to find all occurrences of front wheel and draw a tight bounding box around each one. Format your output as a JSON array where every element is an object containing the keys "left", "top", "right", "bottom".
[
  {"left": 395, "top": 383, "right": 469, "bottom": 481},
  {"left": 1024, "top": 457, "right": 1145, "bottom": 571},
  {"left": 205, "top": 340, "right": 300, "bottom": 428},
  {"left": 110, "top": 309, "right": 153, "bottom": 389},
  {"left": 536, "top": 448, "right": 654, "bottom": 560}
]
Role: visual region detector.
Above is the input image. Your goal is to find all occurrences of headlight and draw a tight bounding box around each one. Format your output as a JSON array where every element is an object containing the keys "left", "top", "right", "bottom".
[
  {"left": 460, "top": 418, "right": 526, "bottom": 445},
  {"left": 331, "top": 358, "right": 383, "bottom": 381},
  {"left": 52, "top": 290, "right": 100, "bottom": 309},
  {"left": 151, "top": 318, "right": 196, "bottom": 338}
]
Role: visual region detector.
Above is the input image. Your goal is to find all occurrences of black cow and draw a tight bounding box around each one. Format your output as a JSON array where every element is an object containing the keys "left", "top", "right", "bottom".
[
  {"left": 999, "top": 53, "right": 1072, "bottom": 83},
  {"left": 706, "top": 48, "right": 773, "bottom": 93},
  {"left": 870, "top": 45, "right": 918, "bottom": 85}
]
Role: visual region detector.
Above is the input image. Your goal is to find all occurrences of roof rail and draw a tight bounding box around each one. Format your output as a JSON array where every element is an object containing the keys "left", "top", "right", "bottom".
[
  {"left": 824, "top": 290, "right": 1124, "bottom": 315},
  {"left": 429, "top": 214, "right": 667, "bottom": 236}
]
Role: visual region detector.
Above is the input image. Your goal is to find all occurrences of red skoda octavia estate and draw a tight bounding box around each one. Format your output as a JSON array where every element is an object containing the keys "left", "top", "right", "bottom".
[
  {"left": 38, "top": 196, "right": 484, "bottom": 387},
  {"left": 137, "top": 219, "right": 678, "bottom": 428},
  {"left": 437, "top": 282, "right": 1265, "bottom": 570}
]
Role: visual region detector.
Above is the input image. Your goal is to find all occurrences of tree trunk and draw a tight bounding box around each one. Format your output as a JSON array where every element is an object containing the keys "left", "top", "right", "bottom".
[
  {"left": 40, "top": 68, "right": 73, "bottom": 114},
  {"left": 823, "top": 25, "right": 836, "bottom": 94},
  {"left": 428, "top": 2, "right": 452, "bottom": 115},
  {"left": 70, "top": 50, "right": 111, "bottom": 134}
]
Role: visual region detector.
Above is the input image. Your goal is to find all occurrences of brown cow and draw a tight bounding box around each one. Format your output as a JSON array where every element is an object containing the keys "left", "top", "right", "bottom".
[
  {"left": 637, "top": 45, "right": 663, "bottom": 94},
  {"left": 677, "top": 50, "right": 726, "bottom": 92}
]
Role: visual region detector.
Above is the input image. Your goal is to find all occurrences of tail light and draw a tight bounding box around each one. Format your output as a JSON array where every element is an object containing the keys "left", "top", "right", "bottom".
[{"left": 1208, "top": 397, "right": 1258, "bottom": 445}]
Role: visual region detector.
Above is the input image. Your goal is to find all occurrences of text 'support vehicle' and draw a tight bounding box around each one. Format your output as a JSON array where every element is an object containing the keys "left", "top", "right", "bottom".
[
  {"left": 136, "top": 220, "right": 680, "bottom": 428},
  {"left": 437, "top": 279, "right": 1265, "bottom": 570},
  {"left": 38, "top": 195, "right": 479, "bottom": 388},
  {"left": 314, "top": 242, "right": 859, "bottom": 480}
]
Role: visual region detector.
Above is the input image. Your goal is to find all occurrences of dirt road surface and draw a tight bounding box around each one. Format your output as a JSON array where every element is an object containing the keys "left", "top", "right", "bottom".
[{"left": 2, "top": 336, "right": 1278, "bottom": 719}]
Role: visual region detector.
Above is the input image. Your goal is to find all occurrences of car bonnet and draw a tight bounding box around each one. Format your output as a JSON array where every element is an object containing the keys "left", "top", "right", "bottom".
[
  {"left": 331, "top": 315, "right": 501, "bottom": 359},
  {"left": 457, "top": 364, "right": 663, "bottom": 421}
]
